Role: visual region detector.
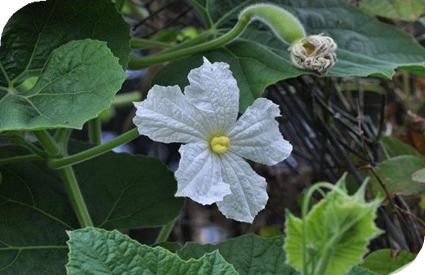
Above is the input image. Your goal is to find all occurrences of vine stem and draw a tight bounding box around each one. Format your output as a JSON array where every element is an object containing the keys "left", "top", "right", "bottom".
[
  {"left": 128, "top": 18, "right": 248, "bottom": 70},
  {"left": 34, "top": 130, "right": 60, "bottom": 156},
  {"left": 0, "top": 154, "right": 41, "bottom": 165},
  {"left": 35, "top": 130, "right": 93, "bottom": 228},
  {"left": 48, "top": 128, "right": 139, "bottom": 169},
  {"left": 88, "top": 117, "right": 102, "bottom": 145},
  {"left": 131, "top": 38, "right": 174, "bottom": 49},
  {"left": 60, "top": 167, "right": 94, "bottom": 227},
  {"left": 155, "top": 220, "right": 176, "bottom": 244}
]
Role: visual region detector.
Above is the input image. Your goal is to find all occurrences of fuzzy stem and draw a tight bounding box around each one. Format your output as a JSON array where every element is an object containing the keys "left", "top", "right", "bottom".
[{"left": 128, "top": 3, "right": 306, "bottom": 70}]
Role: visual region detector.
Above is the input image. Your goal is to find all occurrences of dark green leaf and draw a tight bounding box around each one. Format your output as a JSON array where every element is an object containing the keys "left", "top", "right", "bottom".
[
  {"left": 381, "top": 136, "right": 424, "bottom": 160},
  {"left": 360, "top": 0, "right": 425, "bottom": 21},
  {"left": 67, "top": 228, "right": 237, "bottom": 275},
  {"left": 360, "top": 249, "right": 417, "bottom": 274},
  {"left": 153, "top": 242, "right": 182, "bottom": 253},
  {"left": 0, "top": 0, "right": 130, "bottom": 87},
  {"left": 0, "top": 39, "right": 127, "bottom": 132},
  {"left": 0, "top": 143, "right": 184, "bottom": 274},
  {"left": 178, "top": 234, "right": 297, "bottom": 275},
  {"left": 155, "top": 0, "right": 425, "bottom": 111},
  {"left": 369, "top": 155, "right": 425, "bottom": 196}
]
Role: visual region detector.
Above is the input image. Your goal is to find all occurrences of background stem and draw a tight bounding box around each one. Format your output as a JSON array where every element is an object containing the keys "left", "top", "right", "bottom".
[
  {"left": 88, "top": 117, "right": 102, "bottom": 145},
  {"left": 155, "top": 220, "right": 175, "bottom": 244}
]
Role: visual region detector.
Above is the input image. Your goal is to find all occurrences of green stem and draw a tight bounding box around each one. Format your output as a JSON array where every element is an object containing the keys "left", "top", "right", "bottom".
[
  {"left": 88, "top": 118, "right": 102, "bottom": 145},
  {"left": 0, "top": 154, "right": 41, "bottom": 165},
  {"left": 403, "top": 71, "right": 411, "bottom": 110},
  {"left": 60, "top": 167, "right": 93, "bottom": 227},
  {"left": 165, "top": 30, "right": 217, "bottom": 53},
  {"left": 131, "top": 38, "right": 174, "bottom": 49},
  {"left": 156, "top": 220, "right": 175, "bottom": 244},
  {"left": 301, "top": 183, "right": 346, "bottom": 275},
  {"left": 113, "top": 92, "right": 142, "bottom": 107},
  {"left": 128, "top": 18, "right": 248, "bottom": 70},
  {"left": 48, "top": 128, "right": 139, "bottom": 169},
  {"left": 34, "top": 130, "right": 60, "bottom": 156},
  {"left": 54, "top": 129, "right": 72, "bottom": 154}
]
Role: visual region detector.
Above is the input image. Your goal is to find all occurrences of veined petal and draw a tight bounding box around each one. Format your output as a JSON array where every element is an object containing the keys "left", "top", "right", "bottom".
[
  {"left": 175, "top": 143, "right": 231, "bottom": 205},
  {"left": 184, "top": 57, "right": 239, "bottom": 133},
  {"left": 228, "top": 98, "right": 292, "bottom": 166},
  {"left": 216, "top": 152, "right": 268, "bottom": 223},
  {"left": 133, "top": 85, "right": 209, "bottom": 143}
]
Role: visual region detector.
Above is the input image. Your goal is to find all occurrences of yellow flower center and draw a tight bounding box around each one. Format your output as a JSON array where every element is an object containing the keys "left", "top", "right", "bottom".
[{"left": 210, "top": 136, "right": 230, "bottom": 154}]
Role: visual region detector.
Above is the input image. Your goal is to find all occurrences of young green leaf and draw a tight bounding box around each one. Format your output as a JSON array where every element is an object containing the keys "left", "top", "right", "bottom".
[
  {"left": 178, "top": 234, "right": 297, "bottom": 275},
  {"left": 0, "top": 143, "right": 184, "bottom": 274},
  {"left": 0, "top": 39, "right": 127, "bottom": 132},
  {"left": 284, "top": 178, "right": 383, "bottom": 275},
  {"left": 66, "top": 227, "right": 238, "bottom": 275}
]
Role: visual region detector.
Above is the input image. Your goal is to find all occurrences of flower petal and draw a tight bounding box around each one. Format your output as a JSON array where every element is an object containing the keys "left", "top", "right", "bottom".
[
  {"left": 228, "top": 98, "right": 292, "bottom": 166},
  {"left": 175, "top": 143, "right": 231, "bottom": 205},
  {"left": 185, "top": 57, "right": 239, "bottom": 133},
  {"left": 216, "top": 152, "right": 268, "bottom": 223},
  {"left": 133, "top": 85, "right": 209, "bottom": 143}
]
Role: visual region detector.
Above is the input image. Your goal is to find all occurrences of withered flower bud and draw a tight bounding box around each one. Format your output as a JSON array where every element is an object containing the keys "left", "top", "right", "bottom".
[{"left": 290, "top": 35, "right": 337, "bottom": 75}]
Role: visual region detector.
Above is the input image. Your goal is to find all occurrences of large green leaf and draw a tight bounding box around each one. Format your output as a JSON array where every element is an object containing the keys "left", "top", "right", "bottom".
[
  {"left": 154, "top": 0, "right": 425, "bottom": 112},
  {"left": 177, "top": 234, "right": 381, "bottom": 275},
  {"left": 381, "top": 136, "right": 424, "bottom": 160},
  {"left": 0, "top": 39, "right": 127, "bottom": 132},
  {"left": 178, "top": 234, "right": 297, "bottom": 275},
  {"left": 360, "top": 249, "right": 417, "bottom": 274},
  {"left": 284, "top": 177, "right": 383, "bottom": 275},
  {"left": 66, "top": 227, "right": 237, "bottom": 275},
  {"left": 369, "top": 155, "right": 425, "bottom": 197},
  {"left": 360, "top": 0, "right": 425, "bottom": 21},
  {"left": 0, "top": 0, "right": 130, "bottom": 87},
  {"left": 0, "top": 143, "right": 183, "bottom": 274}
]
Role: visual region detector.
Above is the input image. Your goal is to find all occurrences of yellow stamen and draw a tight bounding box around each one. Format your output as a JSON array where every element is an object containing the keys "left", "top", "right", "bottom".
[{"left": 210, "top": 136, "right": 230, "bottom": 154}]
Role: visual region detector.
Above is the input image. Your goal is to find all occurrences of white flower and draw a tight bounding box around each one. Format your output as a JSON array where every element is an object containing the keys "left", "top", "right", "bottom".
[
  {"left": 133, "top": 58, "right": 292, "bottom": 223},
  {"left": 290, "top": 34, "right": 337, "bottom": 75}
]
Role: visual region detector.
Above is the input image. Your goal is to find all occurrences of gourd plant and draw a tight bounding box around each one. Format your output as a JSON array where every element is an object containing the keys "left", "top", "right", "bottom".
[{"left": 0, "top": 0, "right": 424, "bottom": 274}]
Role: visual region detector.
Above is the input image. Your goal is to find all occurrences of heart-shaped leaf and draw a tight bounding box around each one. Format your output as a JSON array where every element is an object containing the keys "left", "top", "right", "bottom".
[
  {"left": 0, "top": 0, "right": 130, "bottom": 85},
  {"left": 66, "top": 228, "right": 237, "bottom": 275},
  {"left": 0, "top": 39, "right": 127, "bottom": 132},
  {"left": 178, "top": 234, "right": 297, "bottom": 275}
]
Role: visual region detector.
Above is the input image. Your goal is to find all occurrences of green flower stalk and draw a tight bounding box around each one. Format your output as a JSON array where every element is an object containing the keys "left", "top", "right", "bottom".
[{"left": 128, "top": 3, "right": 338, "bottom": 74}]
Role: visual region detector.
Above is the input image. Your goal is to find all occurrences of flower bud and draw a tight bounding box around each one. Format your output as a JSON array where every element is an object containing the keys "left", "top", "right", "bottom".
[{"left": 290, "top": 34, "right": 337, "bottom": 75}]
